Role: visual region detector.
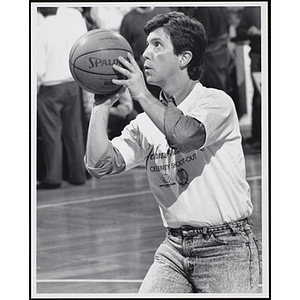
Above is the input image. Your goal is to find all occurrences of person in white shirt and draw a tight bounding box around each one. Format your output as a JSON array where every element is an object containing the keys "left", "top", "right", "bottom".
[
  {"left": 85, "top": 11, "right": 261, "bottom": 293},
  {"left": 37, "top": 7, "right": 87, "bottom": 189}
]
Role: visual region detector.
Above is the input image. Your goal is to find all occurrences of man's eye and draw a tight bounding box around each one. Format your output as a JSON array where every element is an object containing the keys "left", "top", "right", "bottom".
[{"left": 155, "top": 42, "right": 161, "bottom": 47}]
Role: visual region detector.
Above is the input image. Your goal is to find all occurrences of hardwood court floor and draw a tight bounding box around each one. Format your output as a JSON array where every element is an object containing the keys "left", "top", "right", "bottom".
[{"left": 34, "top": 141, "right": 263, "bottom": 295}]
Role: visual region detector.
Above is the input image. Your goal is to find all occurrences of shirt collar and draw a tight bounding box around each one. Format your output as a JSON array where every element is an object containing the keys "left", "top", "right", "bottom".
[{"left": 159, "top": 80, "right": 197, "bottom": 106}]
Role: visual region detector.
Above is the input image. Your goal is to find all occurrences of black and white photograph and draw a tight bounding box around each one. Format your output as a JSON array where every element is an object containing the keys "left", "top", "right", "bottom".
[{"left": 29, "top": 1, "right": 270, "bottom": 298}]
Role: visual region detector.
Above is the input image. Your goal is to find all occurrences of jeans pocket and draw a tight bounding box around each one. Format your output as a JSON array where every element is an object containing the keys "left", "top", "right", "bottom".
[{"left": 211, "top": 229, "right": 249, "bottom": 245}]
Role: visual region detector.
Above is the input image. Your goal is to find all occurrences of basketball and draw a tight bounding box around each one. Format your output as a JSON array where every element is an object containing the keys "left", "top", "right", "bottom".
[{"left": 69, "top": 29, "right": 133, "bottom": 94}]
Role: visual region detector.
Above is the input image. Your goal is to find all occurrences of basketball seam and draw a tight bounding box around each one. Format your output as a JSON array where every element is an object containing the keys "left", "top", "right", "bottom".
[
  {"left": 69, "top": 29, "right": 121, "bottom": 58},
  {"left": 72, "top": 49, "right": 132, "bottom": 74},
  {"left": 70, "top": 64, "right": 123, "bottom": 93},
  {"left": 73, "top": 48, "right": 132, "bottom": 63},
  {"left": 69, "top": 62, "right": 124, "bottom": 75},
  {"left": 71, "top": 71, "right": 118, "bottom": 93}
]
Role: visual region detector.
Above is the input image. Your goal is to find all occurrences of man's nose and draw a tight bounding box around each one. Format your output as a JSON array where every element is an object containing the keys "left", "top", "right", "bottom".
[{"left": 142, "top": 45, "right": 150, "bottom": 60}]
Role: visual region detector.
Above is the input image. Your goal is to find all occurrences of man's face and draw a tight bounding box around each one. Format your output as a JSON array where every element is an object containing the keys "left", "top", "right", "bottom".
[{"left": 142, "top": 27, "right": 181, "bottom": 89}]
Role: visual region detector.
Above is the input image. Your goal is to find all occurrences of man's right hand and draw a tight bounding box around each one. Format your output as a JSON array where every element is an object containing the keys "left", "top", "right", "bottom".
[{"left": 94, "top": 86, "right": 127, "bottom": 107}]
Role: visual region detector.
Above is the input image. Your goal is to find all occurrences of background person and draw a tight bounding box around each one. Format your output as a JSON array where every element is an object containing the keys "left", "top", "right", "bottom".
[
  {"left": 37, "top": 7, "right": 87, "bottom": 189},
  {"left": 236, "top": 6, "right": 261, "bottom": 150}
]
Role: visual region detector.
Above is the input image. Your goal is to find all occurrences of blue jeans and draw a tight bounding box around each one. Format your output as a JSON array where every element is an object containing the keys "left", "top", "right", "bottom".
[{"left": 139, "top": 218, "right": 261, "bottom": 293}]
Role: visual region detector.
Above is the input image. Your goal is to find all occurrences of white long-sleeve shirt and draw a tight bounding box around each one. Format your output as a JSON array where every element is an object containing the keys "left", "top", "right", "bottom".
[
  {"left": 37, "top": 7, "right": 87, "bottom": 88},
  {"left": 85, "top": 83, "right": 252, "bottom": 227}
]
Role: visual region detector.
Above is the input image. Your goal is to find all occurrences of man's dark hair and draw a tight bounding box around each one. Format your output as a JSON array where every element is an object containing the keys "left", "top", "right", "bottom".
[{"left": 144, "top": 11, "right": 207, "bottom": 80}]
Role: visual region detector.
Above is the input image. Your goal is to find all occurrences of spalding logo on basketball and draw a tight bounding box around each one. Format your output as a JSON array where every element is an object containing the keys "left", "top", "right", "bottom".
[{"left": 69, "top": 29, "right": 133, "bottom": 94}]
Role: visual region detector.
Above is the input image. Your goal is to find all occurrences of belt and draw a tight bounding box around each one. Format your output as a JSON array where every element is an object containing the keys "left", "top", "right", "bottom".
[{"left": 168, "top": 218, "right": 251, "bottom": 237}]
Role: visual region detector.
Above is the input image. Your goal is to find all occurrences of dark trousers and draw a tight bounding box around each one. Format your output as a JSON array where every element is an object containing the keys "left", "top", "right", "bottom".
[
  {"left": 250, "top": 52, "right": 261, "bottom": 143},
  {"left": 37, "top": 81, "right": 86, "bottom": 184},
  {"left": 251, "top": 81, "right": 261, "bottom": 143}
]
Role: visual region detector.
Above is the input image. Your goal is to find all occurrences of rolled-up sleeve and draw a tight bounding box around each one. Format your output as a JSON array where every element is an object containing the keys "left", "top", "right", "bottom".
[
  {"left": 164, "top": 104, "right": 206, "bottom": 153},
  {"left": 84, "top": 141, "right": 126, "bottom": 179}
]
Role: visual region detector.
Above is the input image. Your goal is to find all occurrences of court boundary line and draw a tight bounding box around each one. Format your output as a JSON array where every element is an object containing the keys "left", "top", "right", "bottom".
[
  {"left": 37, "top": 190, "right": 153, "bottom": 209},
  {"left": 37, "top": 279, "right": 143, "bottom": 283}
]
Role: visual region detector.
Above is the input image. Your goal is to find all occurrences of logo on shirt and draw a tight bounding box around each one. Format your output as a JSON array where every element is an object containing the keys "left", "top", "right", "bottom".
[
  {"left": 176, "top": 168, "right": 189, "bottom": 187},
  {"left": 159, "top": 174, "right": 176, "bottom": 188},
  {"left": 161, "top": 174, "right": 171, "bottom": 184}
]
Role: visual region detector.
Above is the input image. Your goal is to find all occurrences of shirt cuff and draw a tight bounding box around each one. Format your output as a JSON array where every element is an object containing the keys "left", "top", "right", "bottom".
[{"left": 85, "top": 142, "right": 126, "bottom": 178}]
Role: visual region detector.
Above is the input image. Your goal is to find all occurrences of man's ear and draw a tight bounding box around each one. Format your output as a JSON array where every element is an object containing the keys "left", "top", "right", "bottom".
[{"left": 179, "top": 51, "right": 192, "bottom": 67}]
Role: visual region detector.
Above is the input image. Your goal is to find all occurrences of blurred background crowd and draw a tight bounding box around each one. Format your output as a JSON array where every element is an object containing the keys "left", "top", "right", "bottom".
[{"left": 36, "top": 5, "right": 261, "bottom": 189}]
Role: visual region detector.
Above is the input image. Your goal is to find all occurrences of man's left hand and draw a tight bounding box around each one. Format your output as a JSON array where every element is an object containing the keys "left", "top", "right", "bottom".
[{"left": 112, "top": 53, "right": 148, "bottom": 100}]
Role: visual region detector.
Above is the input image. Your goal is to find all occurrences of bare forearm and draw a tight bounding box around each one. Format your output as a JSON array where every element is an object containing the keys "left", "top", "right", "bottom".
[
  {"left": 86, "top": 88, "right": 126, "bottom": 167},
  {"left": 86, "top": 103, "right": 111, "bottom": 167}
]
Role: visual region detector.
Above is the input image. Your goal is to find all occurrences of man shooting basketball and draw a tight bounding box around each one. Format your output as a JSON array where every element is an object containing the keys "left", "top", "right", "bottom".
[{"left": 85, "top": 11, "right": 261, "bottom": 293}]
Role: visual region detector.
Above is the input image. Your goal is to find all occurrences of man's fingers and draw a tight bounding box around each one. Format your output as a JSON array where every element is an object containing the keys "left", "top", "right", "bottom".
[
  {"left": 112, "top": 78, "right": 126, "bottom": 86},
  {"left": 127, "top": 52, "right": 140, "bottom": 69},
  {"left": 116, "top": 56, "right": 132, "bottom": 71},
  {"left": 117, "top": 53, "right": 139, "bottom": 72},
  {"left": 112, "top": 63, "right": 129, "bottom": 76},
  {"left": 113, "top": 53, "right": 140, "bottom": 80}
]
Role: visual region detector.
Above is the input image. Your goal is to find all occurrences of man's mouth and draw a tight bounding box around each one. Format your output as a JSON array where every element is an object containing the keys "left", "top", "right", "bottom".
[
  {"left": 144, "top": 65, "right": 153, "bottom": 76},
  {"left": 144, "top": 65, "right": 151, "bottom": 71}
]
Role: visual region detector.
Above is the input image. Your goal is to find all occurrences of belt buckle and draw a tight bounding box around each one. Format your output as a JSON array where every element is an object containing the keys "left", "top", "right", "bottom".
[
  {"left": 182, "top": 225, "right": 196, "bottom": 237},
  {"left": 169, "top": 227, "right": 182, "bottom": 236}
]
